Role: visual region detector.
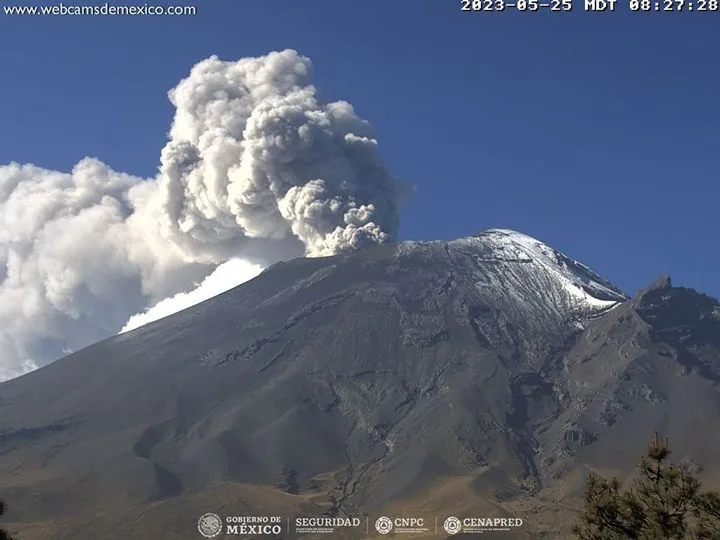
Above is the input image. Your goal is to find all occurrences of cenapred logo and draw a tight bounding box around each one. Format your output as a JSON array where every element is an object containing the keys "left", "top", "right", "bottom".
[
  {"left": 443, "top": 516, "right": 462, "bottom": 535},
  {"left": 443, "top": 515, "right": 523, "bottom": 534},
  {"left": 197, "top": 513, "right": 223, "bottom": 538},
  {"left": 375, "top": 516, "right": 393, "bottom": 534}
]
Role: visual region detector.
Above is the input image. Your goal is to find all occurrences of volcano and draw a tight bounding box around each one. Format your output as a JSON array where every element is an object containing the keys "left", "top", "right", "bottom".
[{"left": 1, "top": 229, "right": 719, "bottom": 539}]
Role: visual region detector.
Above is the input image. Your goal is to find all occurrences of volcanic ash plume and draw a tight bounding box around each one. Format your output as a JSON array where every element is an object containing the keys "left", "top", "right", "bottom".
[{"left": 0, "top": 49, "right": 402, "bottom": 381}]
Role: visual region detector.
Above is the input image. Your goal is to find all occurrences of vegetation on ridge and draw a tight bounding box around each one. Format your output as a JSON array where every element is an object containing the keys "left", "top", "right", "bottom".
[
  {"left": 0, "top": 500, "right": 14, "bottom": 540},
  {"left": 574, "top": 433, "right": 720, "bottom": 539}
]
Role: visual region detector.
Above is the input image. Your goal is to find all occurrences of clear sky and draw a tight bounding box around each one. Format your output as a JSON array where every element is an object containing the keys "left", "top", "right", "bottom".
[{"left": 1, "top": 1, "right": 718, "bottom": 299}]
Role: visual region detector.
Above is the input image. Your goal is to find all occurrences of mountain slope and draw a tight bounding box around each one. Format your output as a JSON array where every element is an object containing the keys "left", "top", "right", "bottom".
[{"left": 0, "top": 230, "right": 718, "bottom": 540}]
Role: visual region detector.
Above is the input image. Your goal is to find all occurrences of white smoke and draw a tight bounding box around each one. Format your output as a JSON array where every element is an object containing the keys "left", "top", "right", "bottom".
[
  {"left": 0, "top": 49, "right": 401, "bottom": 382},
  {"left": 120, "top": 258, "right": 263, "bottom": 334}
]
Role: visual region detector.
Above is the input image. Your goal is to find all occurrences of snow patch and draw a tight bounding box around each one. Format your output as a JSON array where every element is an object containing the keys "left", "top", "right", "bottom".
[{"left": 454, "top": 229, "right": 627, "bottom": 313}]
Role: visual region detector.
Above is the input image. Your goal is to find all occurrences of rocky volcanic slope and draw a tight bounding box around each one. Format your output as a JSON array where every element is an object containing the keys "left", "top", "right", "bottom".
[{"left": 1, "top": 229, "right": 719, "bottom": 539}]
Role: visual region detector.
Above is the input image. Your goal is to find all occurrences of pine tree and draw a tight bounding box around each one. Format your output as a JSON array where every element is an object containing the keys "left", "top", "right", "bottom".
[
  {"left": 574, "top": 433, "right": 720, "bottom": 539},
  {"left": 0, "top": 499, "right": 14, "bottom": 540}
]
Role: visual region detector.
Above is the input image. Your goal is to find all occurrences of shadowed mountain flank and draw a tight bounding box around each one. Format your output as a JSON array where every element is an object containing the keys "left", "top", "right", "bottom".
[{"left": 1, "top": 230, "right": 719, "bottom": 539}]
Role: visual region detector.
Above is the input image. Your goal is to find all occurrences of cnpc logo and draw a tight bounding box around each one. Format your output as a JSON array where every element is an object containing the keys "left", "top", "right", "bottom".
[{"left": 374, "top": 516, "right": 425, "bottom": 534}]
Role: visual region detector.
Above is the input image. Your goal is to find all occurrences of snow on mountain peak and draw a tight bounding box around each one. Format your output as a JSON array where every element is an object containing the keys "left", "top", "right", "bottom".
[{"left": 450, "top": 228, "right": 627, "bottom": 314}]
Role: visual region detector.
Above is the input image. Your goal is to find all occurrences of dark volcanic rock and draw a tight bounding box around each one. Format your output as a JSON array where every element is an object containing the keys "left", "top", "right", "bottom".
[{"left": 0, "top": 229, "right": 719, "bottom": 539}]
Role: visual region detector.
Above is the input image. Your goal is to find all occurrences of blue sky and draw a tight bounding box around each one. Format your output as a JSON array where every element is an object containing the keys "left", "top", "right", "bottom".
[{"left": 1, "top": 1, "right": 718, "bottom": 298}]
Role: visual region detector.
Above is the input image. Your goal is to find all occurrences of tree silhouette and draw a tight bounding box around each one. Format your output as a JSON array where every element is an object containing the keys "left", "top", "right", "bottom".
[
  {"left": 574, "top": 433, "right": 720, "bottom": 539},
  {"left": 0, "top": 499, "right": 14, "bottom": 540}
]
